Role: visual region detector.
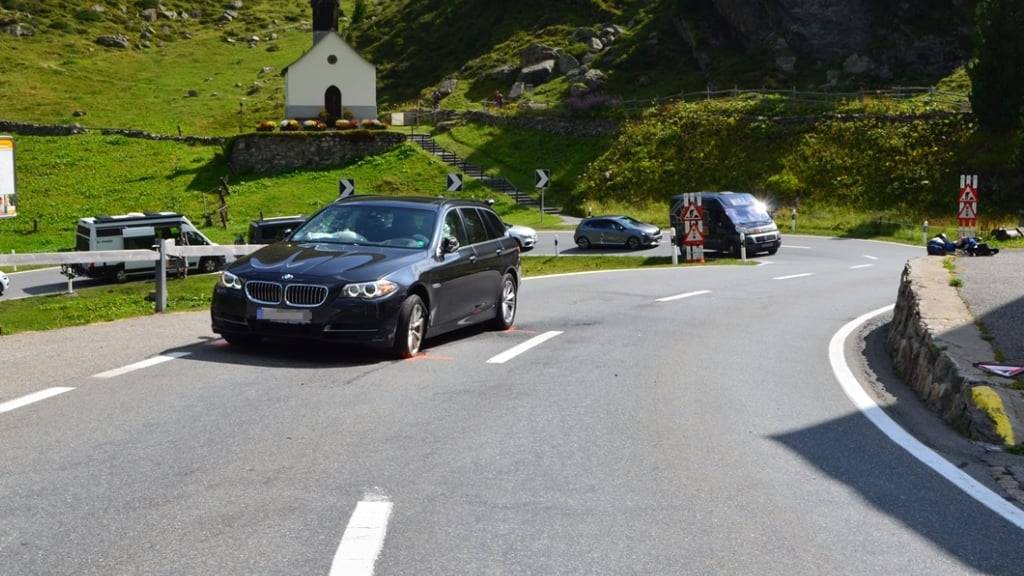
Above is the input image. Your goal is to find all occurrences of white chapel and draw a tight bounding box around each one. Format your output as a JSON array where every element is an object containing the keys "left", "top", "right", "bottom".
[{"left": 283, "top": 0, "right": 378, "bottom": 120}]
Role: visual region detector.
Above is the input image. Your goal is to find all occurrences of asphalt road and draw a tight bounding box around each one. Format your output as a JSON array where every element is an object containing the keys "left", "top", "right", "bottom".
[
  {"left": 957, "top": 250, "right": 1024, "bottom": 362},
  {"left": 3, "top": 235, "right": 1023, "bottom": 575},
  {"left": 1, "top": 267, "right": 107, "bottom": 300},
  {"left": 527, "top": 230, "right": 794, "bottom": 258}
]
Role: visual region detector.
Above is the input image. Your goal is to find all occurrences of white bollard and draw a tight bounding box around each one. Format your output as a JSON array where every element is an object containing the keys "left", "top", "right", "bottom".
[
  {"left": 155, "top": 239, "right": 171, "bottom": 313},
  {"left": 790, "top": 208, "right": 797, "bottom": 232},
  {"left": 554, "top": 234, "right": 559, "bottom": 256},
  {"left": 671, "top": 229, "right": 678, "bottom": 266},
  {"left": 10, "top": 250, "right": 15, "bottom": 272},
  {"left": 922, "top": 220, "right": 929, "bottom": 245},
  {"left": 740, "top": 232, "right": 747, "bottom": 261}
]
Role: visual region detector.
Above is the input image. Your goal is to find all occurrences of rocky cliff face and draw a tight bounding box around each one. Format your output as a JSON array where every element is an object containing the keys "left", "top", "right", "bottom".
[{"left": 688, "top": 0, "right": 975, "bottom": 81}]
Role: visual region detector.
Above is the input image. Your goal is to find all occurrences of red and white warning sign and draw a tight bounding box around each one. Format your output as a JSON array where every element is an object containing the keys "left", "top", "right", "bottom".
[
  {"left": 958, "top": 174, "right": 978, "bottom": 230},
  {"left": 975, "top": 363, "right": 1024, "bottom": 379},
  {"left": 677, "top": 192, "right": 704, "bottom": 263}
]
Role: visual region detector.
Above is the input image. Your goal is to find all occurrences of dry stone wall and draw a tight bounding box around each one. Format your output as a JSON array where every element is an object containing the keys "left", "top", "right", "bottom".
[{"left": 228, "top": 131, "right": 406, "bottom": 175}]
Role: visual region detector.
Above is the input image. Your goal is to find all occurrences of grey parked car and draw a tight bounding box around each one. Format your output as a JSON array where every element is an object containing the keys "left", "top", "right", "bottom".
[{"left": 574, "top": 216, "right": 663, "bottom": 250}]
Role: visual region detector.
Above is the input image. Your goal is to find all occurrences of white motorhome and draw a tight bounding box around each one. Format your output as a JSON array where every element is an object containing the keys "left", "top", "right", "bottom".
[{"left": 74, "top": 212, "right": 223, "bottom": 281}]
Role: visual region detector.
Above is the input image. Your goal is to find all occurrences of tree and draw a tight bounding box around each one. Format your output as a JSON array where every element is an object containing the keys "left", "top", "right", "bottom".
[
  {"left": 968, "top": 0, "right": 1024, "bottom": 132},
  {"left": 351, "top": 0, "right": 368, "bottom": 26}
]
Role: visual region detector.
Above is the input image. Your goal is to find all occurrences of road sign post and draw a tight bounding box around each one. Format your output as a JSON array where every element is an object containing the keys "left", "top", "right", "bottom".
[
  {"left": 957, "top": 174, "right": 978, "bottom": 239},
  {"left": 339, "top": 178, "right": 355, "bottom": 198},
  {"left": 0, "top": 135, "right": 18, "bottom": 219},
  {"left": 680, "top": 192, "right": 705, "bottom": 264},
  {"left": 536, "top": 169, "right": 550, "bottom": 224},
  {"left": 447, "top": 173, "right": 463, "bottom": 193}
]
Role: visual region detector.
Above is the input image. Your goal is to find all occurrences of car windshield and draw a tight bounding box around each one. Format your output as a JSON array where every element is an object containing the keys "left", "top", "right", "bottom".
[
  {"left": 620, "top": 216, "right": 646, "bottom": 227},
  {"left": 291, "top": 204, "right": 437, "bottom": 249}
]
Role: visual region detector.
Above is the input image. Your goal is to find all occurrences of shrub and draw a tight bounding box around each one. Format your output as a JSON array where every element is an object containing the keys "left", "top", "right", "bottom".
[
  {"left": 256, "top": 121, "right": 276, "bottom": 132},
  {"left": 335, "top": 119, "right": 356, "bottom": 131},
  {"left": 342, "top": 107, "right": 355, "bottom": 120},
  {"left": 74, "top": 8, "right": 103, "bottom": 22},
  {"left": 360, "top": 119, "right": 386, "bottom": 130},
  {"left": 280, "top": 119, "right": 301, "bottom": 132}
]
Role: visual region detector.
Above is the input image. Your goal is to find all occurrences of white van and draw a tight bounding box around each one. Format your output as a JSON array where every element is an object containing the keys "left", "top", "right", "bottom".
[{"left": 74, "top": 212, "right": 223, "bottom": 281}]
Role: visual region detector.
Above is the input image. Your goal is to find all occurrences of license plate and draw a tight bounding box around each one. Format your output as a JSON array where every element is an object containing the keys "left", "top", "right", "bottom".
[{"left": 257, "top": 308, "right": 312, "bottom": 324}]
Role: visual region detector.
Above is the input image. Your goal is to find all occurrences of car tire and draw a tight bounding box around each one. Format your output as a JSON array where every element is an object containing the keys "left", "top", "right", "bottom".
[
  {"left": 489, "top": 273, "right": 518, "bottom": 331},
  {"left": 114, "top": 267, "right": 128, "bottom": 283},
  {"left": 199, "top": 257, "right": 219, "bottom": 274},
  {"left": 626, "top": 236, "right": 641, "bottom": 250},
  {"left": 394, "top": 294, "right": 427, "bottom": 359},
  {"left": 222, "top": 332, "right": 261, "bottom": 347},
  {"left": 576, "top": 236, "right": 591, "bottom": 250},
  {"left": 767, "top": 246, "right": 779, "bottom": 256}
]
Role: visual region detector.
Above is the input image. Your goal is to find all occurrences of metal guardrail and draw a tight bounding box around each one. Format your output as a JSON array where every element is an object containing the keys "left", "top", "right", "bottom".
[{"left": 0, "top": 244, "right": 264, "bottom": 312}]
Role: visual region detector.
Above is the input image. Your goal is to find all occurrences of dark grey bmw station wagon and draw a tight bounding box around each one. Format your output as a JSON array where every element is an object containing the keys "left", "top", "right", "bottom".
[{"left": 211, "top": 197, "right": 521, "bottom": 358}]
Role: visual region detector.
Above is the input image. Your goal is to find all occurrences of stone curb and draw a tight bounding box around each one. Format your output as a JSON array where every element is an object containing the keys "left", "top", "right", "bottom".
[{"left": 887, "top": 257, "right": 1024, "bottom": 444}]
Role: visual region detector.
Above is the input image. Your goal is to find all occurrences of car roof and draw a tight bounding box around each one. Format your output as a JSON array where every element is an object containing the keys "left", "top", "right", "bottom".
[
  {"left": 670, "top": 191, "right": 752, "bottom": 200},
  {"left": 252, "top": 216, "right": 306, "bottom": 224},
  {"left": 333, "top": 195, "right": 496, "bottom": 210}
]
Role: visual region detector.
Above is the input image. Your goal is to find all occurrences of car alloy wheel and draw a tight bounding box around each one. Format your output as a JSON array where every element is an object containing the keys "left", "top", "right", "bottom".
[
  {"left": 627, "top": 236, "right": 640, "bottom": 250},
  {"left": 200, "top": 258, "right": 217, "bottom": 274},
  {"left": 501, "top": 278, "right": 517, "bottom": 324},
  {"left": 407, "top": 301, "right": 425, "bottom": 356},
  {"left": 576, "top": 236, "right": 590, "bottom": 249}
]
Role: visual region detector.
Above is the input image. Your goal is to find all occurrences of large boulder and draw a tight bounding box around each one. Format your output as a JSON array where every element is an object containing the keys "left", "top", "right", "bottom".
[
  {"left": 481, "top": 64, "right": 517, "bottom": 83},
  {"left": 520, "top": 43, "right": 559, "bottom": 68},
  {"left": 95, "top": 34, "right": 130, "bottom": 49},
  {"left": 508, "top": 81, "right": 526, "bottom": 100},
  {"left": 582, "top": 68, "right": 606, "bottom": 89},
  {"left": 141, "top": 8, "right": 158, "bottom": 22},
  {"left": 585, "top": 37, "right": 604, "bottom": 52},
  {"left": 437, "top": 78, "right": 458, "bottom": 97},
  {"left": 2, "top": 23, "right": 34, "bottom": 37},
  {"left": 572, "top": 27, "right": 596, "bottom": 42},
  {"left": 557, "top": 51, "right": 579, "bottom": 75},
  {"left": 517, "top": 60, "right": 556, "bottom": 86}
]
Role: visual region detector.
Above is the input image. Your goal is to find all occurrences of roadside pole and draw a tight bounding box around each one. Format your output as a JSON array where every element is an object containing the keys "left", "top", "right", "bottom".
[
  {"left": 671, "top": 229, "right": 678, "bottom": 266},
  {"left": 10, "top": 249, "right": 15, "bottom": 272},
  {"left": 554, "top": 234, "right": 559, "bottom": 256},
  {"left": 790, "top": 208, "right": 797, "bottom": 232},
  {"left": 536, "top": 169, "right": 550, "bottom": 227},
  {"left": 922, "top": 220, "right": 929, "bottom": 245},
  {"left": 155, "top": 239, "right": 171, "bottom": 313},
  {"left": 740, "top": 232, "right": 747, "bottom": 261}
]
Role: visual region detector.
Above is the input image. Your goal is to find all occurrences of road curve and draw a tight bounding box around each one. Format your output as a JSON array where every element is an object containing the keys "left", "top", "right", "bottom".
[{"left": 2, "top": 236, "right": 1022, "bottom": 575}]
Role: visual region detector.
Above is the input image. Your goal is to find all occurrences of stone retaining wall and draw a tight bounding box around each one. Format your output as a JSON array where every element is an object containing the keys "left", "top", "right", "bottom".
[
  {"left": 887, "top": 257, "right": 1024, "bottom": 444},
  {"left": 228, "top": 131, "right": 406, "bottom": 175},
  {"left": 0, "top": 120, "right": 87, "bottom": 136},
  {"left": 99, "top": 128, "right": 226, "bottom": 145}
]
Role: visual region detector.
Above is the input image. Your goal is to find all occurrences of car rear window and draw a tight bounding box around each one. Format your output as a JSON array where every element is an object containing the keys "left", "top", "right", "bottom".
[{"left": 460, "top": 208, "right": 490, "bottom": 245}]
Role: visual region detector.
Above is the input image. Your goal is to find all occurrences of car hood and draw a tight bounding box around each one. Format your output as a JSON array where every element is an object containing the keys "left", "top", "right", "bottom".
[
  {"left": 230, "top": 242, "right": 425, "bottom": 283},
  {"left": 509, "top": 225, "right": 537, "bottom": 236},
  {"left": 637, "top": 224, "right": 661, "bottom": 235}
]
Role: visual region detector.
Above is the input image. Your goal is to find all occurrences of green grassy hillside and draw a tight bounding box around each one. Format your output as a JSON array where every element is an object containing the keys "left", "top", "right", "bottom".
[{"left": 0, "top": 134, "right": 551, "bottom": 253}]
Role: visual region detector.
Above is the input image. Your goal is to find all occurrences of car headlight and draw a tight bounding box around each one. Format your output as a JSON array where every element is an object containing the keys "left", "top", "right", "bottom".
[
  {"left": 342, "top": 279, "right": 398, "bottom": 300},
  {"left": 220, "top": 271, "right": 243, "bottom": 290}
]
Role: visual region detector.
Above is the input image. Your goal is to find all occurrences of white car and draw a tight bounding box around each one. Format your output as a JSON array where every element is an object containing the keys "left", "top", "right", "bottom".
[
  {"left": 506, "top": 224, "right": 538, "bottom": 252},
  {"left": 0, "top": 270, "right": 9, "bottom": 297}
]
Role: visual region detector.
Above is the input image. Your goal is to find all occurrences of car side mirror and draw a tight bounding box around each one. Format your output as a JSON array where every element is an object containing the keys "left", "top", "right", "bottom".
[{"left": 441, "top": 236, "right": 461, "bottom": 254}]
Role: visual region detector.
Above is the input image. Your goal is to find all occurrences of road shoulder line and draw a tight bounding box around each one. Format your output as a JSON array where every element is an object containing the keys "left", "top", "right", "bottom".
[
  {"left": 329, "top": 496, "right": 394, "bottom": 576},
  {"left": 0, "top": 387, "right": 75, "bottom": 414},
  {"left": 829, "top": 305, "right": 1024, "bottom": 531},
  {"left": 487, "top": 331, "right": 563, "bottom": 364},
  {"left": 656, "top": 290, "right": 711, "bottom": 303},
  {"left": 92, "top": 352, "right": 191, "bottom": 379}
]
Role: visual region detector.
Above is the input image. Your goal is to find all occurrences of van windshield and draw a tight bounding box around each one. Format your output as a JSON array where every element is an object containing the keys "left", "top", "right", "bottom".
[{"left": 721, "top": 196, "right": 772, "bottom": 225}]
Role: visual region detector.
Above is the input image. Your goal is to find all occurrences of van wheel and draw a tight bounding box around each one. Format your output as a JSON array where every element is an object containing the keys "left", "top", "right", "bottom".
[
  {"left": 199, "top": 257, "right": 218, "bottom": 274},
  {"left": 626, "top": 236, "right": 641, "bottom": 250},
  {"left": 114, "top": 268, "right": 128, "bottom": 283},
  {"left": 394, "top": 295, "right": 427, "bottom": 359},
  {"left": 576, "top": 236, "right": 591, "bottom": 250},
  {"left": 489, "top": 273, "right": 517, "bottom": 331}
]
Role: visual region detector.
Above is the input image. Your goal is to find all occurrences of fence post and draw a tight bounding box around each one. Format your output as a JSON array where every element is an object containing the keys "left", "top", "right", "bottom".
[
  {"left": 155, "top": 239, "right": 170, "bottom": 313},
  {"left": 10, "top": 249, "right": 15, "bottom": 272},
  {"left": 922, "top": 220, "right": 929, "bottom": 245}
]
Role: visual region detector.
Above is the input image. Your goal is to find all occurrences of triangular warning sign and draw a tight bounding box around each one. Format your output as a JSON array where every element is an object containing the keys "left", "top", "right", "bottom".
[
  {"left": 958, "top": 202, "right": 976, "bottom": 220},
  {"left": 681, "top": 203, "right": 702, "bottom": 221},
  {"left": 960, "top": 187, "right": 978, "bottom": 203},
  {"left": 684, "top": 223, "right": 704, "bottom": 244}
]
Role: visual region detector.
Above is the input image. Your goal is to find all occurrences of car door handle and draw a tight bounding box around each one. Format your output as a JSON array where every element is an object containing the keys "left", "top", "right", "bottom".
[
  {"left": 495, "top": 248, "right": 502, "bottom": 255},
  {"left": 469, "top": 255, "right": 477, "bottom": 263}
]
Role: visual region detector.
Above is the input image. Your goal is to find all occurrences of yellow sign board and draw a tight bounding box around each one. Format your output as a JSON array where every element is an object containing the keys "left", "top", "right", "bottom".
[{"left": 0, "top": 135, "right": 16, "bottom": 219}]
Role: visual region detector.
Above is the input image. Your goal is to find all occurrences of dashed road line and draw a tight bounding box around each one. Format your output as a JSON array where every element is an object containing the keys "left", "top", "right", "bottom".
[
  {"left": 0, "top": 387, "right": 75, "bottom": 415},
  {"left": 329, "top": 493, "right": 394, "bottom": 576},
  {"left": 850, "top": 264, "right": 874, "bottom": 270},
  {"left": 830, "top": 305, "right": 1024, "bottom": 531},
  {"left": 92, "top": 352, "right": 191, "bottom": 379},
  {"left": 757, "top": 260, "right": 777, "bottom": 267},
  {"left": 783, "top": 245, "right": 812, "bottom": 250},
  {"left": 773, "top": 273, "right": 815, "bottom": 281},
  {"left": 487, "top": 331, "right": 563, "bottom": 364},
  {"left": 656, "top": 290, "right": 711, "bottom": 303},
  {"left": 863, "top": 255, "right": 879, "bottom": 260}
]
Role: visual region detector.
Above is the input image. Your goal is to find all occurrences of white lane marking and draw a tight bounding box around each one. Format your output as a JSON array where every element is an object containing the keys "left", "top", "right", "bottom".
[
  {"left": 487, "top": 331, "right": 563, "bottom": 364},
  {"left": 656, "top": 290, "right": 711, "bottom": 303},
  {"left": 864, "top": 255, "right": 879, "bottom": 260},
  {"left": 0, "top": 387, "right": 75, "bottom": 415},
  {"left": 92, "top": 352, "right": 191, "bottom": 379},
  {"left": 830, "top": 305, "right": 1024, "bottom": 531},
  {"left": 783, "top": 245, "right": 812, "bottom": 249},
  {"left": 773, "top": 273, "right": 815, "bottom": 281},
  {"left": 850, "top": 264, "right": 874, "bottom": 270},
  {"left": 758, "top": 260, "right": 777, "bottom": 267},
  {"left": 329, "top": 495, "right": 394, "bottom": 576},
  {"left": 525, "top": 266, "right": 718, "bottom": 281}
]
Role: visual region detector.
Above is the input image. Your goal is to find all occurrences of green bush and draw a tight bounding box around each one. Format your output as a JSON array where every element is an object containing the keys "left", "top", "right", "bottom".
[{"left": 74, "top": 8, "right": 103, "bottom": 22}]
